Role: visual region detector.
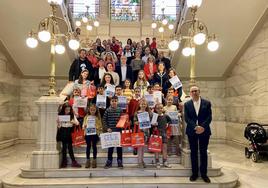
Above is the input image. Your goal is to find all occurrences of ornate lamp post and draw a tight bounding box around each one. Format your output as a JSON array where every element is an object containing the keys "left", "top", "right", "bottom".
[
  {"left": 168, "top": 0, "right": 219, "bottom": 87},
  {"left": 26, "top": 0, "right": 80, "bottom": 96},
  {"left": 74, "top": 4, "right": 100, "bottom": 35},
  {"left": 151, "top": 1, "right": 175, "bottom": 49}
]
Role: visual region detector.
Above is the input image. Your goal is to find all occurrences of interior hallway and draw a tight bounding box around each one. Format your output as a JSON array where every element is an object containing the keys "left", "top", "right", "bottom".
[{"left": 0, "top": 143, "right": 267, "bottom": 188}]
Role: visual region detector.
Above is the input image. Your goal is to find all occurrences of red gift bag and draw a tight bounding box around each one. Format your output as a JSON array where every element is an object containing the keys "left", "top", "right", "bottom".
[
  {"left": 166, "top": 125, "right": 172, "bottom": 139},
  {"left": 72, "top": 127, "right": 86, "bottom": 146},
  {"left": 87, "top": 85, "right": 97, "bottom": 99},
  {"left": 121, "top": 125, "right": 132, "bottom": 147},
  {"left": 148, "top": 130, "right": 162, "bottom": 153},
  {"left": 131, "top": 124, "right": 145, "bottom": 147},
  {"left": 116, "top": 113, "right": 129, "bottom": 128}
]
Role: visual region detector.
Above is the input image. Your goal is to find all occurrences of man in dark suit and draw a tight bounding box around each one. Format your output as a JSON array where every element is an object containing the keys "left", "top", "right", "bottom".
[
  {"left": 115, "top": 55, "right": 133, "bottom": 86},
  {"left": 184, "top": 86, "right": 212, "bottom": 183}
]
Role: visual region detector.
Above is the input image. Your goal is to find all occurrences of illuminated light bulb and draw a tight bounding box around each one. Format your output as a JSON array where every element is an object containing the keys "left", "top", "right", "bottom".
[
  {"left": 168, "top": 40, "right": 180, "bottom": 51},
  {"left": 158, "top": 27, "right": 164, "bottom": 33},
  {"left": 55, "top": 44, "right": 65, "bottom": 54},
  {"left": 68, "top": 39, "right": 80, "bottom": 50},
  {"left": 182, "top": 47, "right": 192, "bottom": 56},
  {"left": 168, "top": 24, "right": 174, "bottom": 30},
  {"left": 162, "top": 19, "right": 168, "bottom": 25},
  {"left": 151, "top": 22, "right": 157, "bottom": 29},
  {"left": 82, "top": 16, "right": 88, "bottom": 23},
  {"left": 47, "top": 0, "right": 63, "bottom": 5},
  {"left": 75, "top": 20, "right": 81, "bottom": 27},
  {"left": 208, "top": 40, "right": 219, "bottom": 51},
  {"left": 186, "top": 0, "right": 202, "bottom": 8},
  {"left": 86, "top": 25, "right": 93, "bottom": 31},
  {"left": 26, "top": 37, "right": 38, "bottom": 48},
  {"left": 38, "top": 30, "right": 51, "bottom": 42},
  {"left": 193, "top": 32, "right": 206, "bottom": 45},
  {"left": 93, "top": 20, "right": 100, "bottom": 27}
]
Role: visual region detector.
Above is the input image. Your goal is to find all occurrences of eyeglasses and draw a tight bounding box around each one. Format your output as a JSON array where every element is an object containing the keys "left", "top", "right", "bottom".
[{"left": 190, "top": 90, "right": 198, "bottom": 93}]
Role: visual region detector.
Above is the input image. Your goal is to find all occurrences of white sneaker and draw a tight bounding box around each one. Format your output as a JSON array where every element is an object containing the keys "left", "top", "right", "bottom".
[
  {"left": 156, "top": 162, "right": 161, "bottom": 169},
  {"left": 163, "top": 161, "right": 171, "bottom": 168}
]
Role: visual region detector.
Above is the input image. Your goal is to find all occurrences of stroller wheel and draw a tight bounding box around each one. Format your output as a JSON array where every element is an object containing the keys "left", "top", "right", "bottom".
[
  {"left": 245, "top": 147, "right": 251, "bottom": 158},
  {"left": 251, "top": 152, "right": 260, "bottom": 162}
]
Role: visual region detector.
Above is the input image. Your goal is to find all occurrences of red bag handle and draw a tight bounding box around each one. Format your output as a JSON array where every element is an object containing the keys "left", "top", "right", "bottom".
[
  {"left": 133, "top": 124, "right": 141, "bottom": 133},
  {"left": 74, "top": 125, "right": 82, "bottom": 132},
  {"left": 152, "top": 129, "right": 160, "bottom": 136},
  {"left": 124, "top": 122, "right": 131, "bottom": 131}
]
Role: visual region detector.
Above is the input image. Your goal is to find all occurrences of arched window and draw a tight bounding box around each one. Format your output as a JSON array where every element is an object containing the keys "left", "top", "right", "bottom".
[
  {"left": 152, "top": 0, "right": 179, "bottom": 21},
  {"left": 69, "top": 0, "right": 99, "bottom": 19},
  {"left": 110, "top": 0, "right": 141, "bottom": 21}
]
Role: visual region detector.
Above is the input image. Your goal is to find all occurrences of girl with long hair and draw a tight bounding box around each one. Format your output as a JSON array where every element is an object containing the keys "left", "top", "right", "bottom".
[
  {"left": 134, "top": 70, "right": 149, "bottom": 96},
  {"left": 57, "top": 103, "right": 81, "bottom": 168},
  {"left": 83, "top": 104, "right": 103, "bottom": 168}
]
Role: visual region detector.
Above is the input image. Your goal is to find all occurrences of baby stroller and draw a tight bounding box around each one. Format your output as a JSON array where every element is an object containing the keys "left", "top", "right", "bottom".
[{"left": 244, "top": 122, "right": 268, "bottom": 162}]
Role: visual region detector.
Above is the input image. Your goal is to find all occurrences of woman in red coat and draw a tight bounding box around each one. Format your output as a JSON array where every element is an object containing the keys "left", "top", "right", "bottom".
[
  {"left": 143, "top": 55, "right": 157, "bottom": 84},
  {"left": 87, "top": 49, "right": 99, "bottom": 69}
]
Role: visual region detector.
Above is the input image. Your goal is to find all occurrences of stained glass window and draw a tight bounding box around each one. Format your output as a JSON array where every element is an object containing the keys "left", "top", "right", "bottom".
[
  {"left": 69, "top": 0, "right": 99, "bottom": 19},
  {"left": 152, "top": 0, "right": 179, "bottom": 21},
  {"left": 110, "top": 0, "right": 141, "bottom": 21}
]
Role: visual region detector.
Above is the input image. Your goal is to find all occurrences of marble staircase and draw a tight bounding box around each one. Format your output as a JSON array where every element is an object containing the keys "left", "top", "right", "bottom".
[
  {"left": 1, "top": 96, "right": 239, "bottom": 187},
  {"left": 3, "top": 168, "right": 238, "bottom": 188},
  {"left": 2, "top": 144, "right": 238, "bottom": 188}
]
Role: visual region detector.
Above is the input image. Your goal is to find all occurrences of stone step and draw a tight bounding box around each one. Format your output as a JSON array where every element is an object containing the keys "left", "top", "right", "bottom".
[
  {"left": 20, "top": 164, "right": 222, "bottom": 178},
  {"left": 73, "top": 145, "right": 147, "bottom": 154},
  {"left": 73, "top": 144, "right": 181, "bottom": 154},
  {"left": 69, "top": 153, "right": 181, "bottom": 164},
  {"left": 2, "top": 168, "right": 238, "bottom": 188}
]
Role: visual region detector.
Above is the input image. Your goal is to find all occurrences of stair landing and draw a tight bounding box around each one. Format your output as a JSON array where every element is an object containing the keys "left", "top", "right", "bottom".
[{"left": 2, "top": 168, "right": 238, "bottom": 188}]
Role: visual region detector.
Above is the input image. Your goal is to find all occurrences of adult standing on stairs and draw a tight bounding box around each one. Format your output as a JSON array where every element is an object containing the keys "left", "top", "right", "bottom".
[
  {"left": 69, "top": 49, "right": 94, "bottom": 82},
  {"left": 184, "top": 86, "right": 212, "bottom": 183}
]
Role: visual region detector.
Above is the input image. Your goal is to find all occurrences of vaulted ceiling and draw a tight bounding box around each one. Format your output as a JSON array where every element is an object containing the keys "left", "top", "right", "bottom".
[
  {"left": 0, "top": 0, "right": 75, "bottom": 77},
  {"left": 0, "top": 0, "right": 268, "bottom": 79},
  {"left": 173, "top": 0, "right": 268, "bottom": 79}
]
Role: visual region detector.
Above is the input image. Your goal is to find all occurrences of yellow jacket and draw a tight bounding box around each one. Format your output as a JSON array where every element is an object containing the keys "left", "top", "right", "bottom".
[{"left": 83, "top": 115, "right": 103, "bottom": 135}]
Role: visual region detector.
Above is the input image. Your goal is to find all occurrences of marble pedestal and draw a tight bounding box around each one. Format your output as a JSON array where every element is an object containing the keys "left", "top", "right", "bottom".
[
  {"left": 30, "top": 96, "right": 63, "bottom": 169},
  {"left": 181, "top": 148, "right": 212, "bottom": 168},
  {"left": 181, "top": 120, "right": 212, "bottom": 168}
]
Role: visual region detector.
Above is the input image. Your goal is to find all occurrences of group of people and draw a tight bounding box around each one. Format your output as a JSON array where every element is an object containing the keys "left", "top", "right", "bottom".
[{"left": 57, "top": 36, "right": 212, "bottom": 183}]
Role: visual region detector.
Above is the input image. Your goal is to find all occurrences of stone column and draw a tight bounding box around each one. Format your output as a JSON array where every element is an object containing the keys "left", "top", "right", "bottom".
[
  {"left": 30, "top": 96, "right": 63, "bottom": 169},
  {"left": 99, "top": 0, "right": 109, "bottom": 20},
  {"left": 142, "top": 0, "right": 152, "bottom": 21}
]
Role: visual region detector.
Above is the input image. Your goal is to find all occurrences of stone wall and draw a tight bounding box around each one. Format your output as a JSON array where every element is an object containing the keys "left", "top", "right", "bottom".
[
  {"left": 18, "top": 79, "right": 67, "bottom": 142},
  {"left": 0, "top": 50, "right": 20, "bottom": 143},
  {"left": 182, "top": 81, "right": 226, "bottom": 141},
  {"left": 225, "top": 20, "right": 268, "bottom": 145}
]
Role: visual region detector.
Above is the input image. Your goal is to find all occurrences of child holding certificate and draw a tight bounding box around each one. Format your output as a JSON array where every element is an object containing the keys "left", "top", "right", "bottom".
[
  {"left": 57, "top": 103, "right": 81, "bottom": 168},
  {"left": 83, "top": 104, "right": 103, "bottom": 168},
  {"left": 128, "top": 87, "right": 142, "bottom": 126},
  {"left": 96, "top": 85, "right": 109, "bottom": 119},
  {"left": 167, "top": 68, "right": 183, "bottom": 102},
  {"left": 100, "top": 73, "right": 116, "bottom": 98},
  {"left": 133, "top": 98, "right": 151, "bottom": 168},
  {"left": 103, "top": 96, "right": 123, "bottom": 169},
  {"left": 68, "top": 88, "right": 86, "bottom": 128},
  {"left": 164, "top": 95, "right": 181, "bottom": 156},
  {"left": 153, "top": 103, "right": 172, "bottom": 168}
]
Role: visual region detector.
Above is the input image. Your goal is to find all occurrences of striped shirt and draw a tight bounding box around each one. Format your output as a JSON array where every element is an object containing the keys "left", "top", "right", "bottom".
[{"left": 103, "top": 107, "right": 122, "bottom": 132}]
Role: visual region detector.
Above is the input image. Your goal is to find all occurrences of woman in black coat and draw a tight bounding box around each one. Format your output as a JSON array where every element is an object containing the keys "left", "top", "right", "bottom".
[{"left": 152, "top": 62, "right": 169, "bottom": 96}]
